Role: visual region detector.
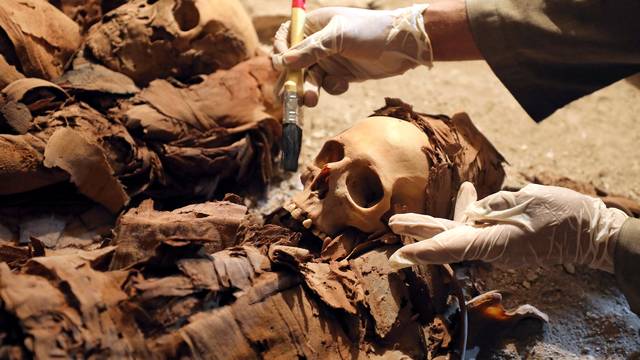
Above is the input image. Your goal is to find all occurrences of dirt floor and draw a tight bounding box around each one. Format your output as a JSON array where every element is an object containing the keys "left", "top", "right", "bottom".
[{"left": 260, "top": 60, "right": 640, "bottom": 358}]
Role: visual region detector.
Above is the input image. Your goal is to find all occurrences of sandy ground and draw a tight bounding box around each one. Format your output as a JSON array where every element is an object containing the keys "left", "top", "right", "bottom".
[{"left": 243, "top": 1, "right": 640, "bottom": 357}]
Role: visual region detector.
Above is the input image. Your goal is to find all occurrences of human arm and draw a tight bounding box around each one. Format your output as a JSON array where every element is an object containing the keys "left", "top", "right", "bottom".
[
  {"left": 273, "top": 0, "right": 640, "bottom": 119},
  {"left": 423, "top": 0, "right": 480, "bottom": 61},
  {"left": 466, "top": 0, "right": 640, "bottom": 120},
  {"left": 614, "top": 218, "right": 640, "bottom": 314},
  {"left": 388, "top": 182, "right": 640, "bottom": 314},
  {"left": 271, "top": 1, "right": 481, "bottom": 106}
]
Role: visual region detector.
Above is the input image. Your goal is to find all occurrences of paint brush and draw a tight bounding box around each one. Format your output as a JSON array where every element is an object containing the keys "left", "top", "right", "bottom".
[{"left": 282, "top": 0, "right": 306, "bottom": 171}]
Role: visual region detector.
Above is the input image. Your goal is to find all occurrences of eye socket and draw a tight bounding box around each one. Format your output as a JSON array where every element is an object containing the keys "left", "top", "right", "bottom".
[
  {"left": 314, "top": 140, "right": 344, "bottom": 167},
  {"left": 346, "top": 166, "right": 384, "bottom": 208},
  {"left": 173, "top": 0, "right": 200, "bottom": 31}
]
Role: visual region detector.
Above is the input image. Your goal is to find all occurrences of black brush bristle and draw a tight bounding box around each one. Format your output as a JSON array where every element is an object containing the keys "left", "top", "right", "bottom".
[{"left": 282, "top": 123, "right": 302, "bottom": 171}]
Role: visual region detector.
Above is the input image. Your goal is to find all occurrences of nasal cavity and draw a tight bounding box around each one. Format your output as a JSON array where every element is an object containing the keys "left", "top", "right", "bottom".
[
  {"left": 311, "top": 165, "right": 331, "bottom": 199},
  {"left": 173, "top": 0, "right": 200, "bottom": 31},
  {"left": 314, "top": 140, "right": 344, "bottom": 167}
]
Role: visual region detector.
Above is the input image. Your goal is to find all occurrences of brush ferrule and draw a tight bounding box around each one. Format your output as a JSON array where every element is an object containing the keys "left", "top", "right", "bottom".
[{"left": 283, "top": 91, "right": 300, "bottom": 125}]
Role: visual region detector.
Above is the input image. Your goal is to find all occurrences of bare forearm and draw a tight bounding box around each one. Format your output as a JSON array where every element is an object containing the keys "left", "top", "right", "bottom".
[{"left": 424, "top": 0, "right": 483, "bottom": 61}]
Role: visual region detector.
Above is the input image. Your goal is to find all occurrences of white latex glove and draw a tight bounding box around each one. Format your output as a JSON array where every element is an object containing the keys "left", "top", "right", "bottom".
[
  {"left": 271, "top": 5, "right": 433, "bottom": 106},
  {"left": 389, "top": 182, "right": 629, "bottom": 273}
]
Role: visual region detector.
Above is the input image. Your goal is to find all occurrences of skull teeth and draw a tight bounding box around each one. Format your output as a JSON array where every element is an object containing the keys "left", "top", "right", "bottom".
[
  {"left": 284, "top": 202, "right": 296, "bottom": 212},
  {"left": 312, "top": 228, "right": 327, "bottom": 240},
  {"left": 284, "top": 201, "right": 327, "bottom": 238},
  {"left": 291, "top": 208, "right": 304, "bottom": 220}
]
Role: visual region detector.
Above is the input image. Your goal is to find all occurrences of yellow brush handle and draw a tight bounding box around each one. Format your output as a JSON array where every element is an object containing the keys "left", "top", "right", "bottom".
[{"left": 284, "top": 7, "right": 305, "bottom": 95}]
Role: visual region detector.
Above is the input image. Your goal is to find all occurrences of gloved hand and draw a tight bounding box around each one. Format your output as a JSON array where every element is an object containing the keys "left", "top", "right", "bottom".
[
  {"left": 388, "top": 182, "right": 629, "bottom": 273},
  {"left": 271, "top": 5, "right": 433, "bottom": 106}
]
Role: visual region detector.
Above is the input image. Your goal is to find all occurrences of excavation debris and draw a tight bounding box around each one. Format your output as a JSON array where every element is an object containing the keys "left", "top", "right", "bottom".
[
  {"left": 0, "top": 197, "right": 558, "bottom": 359},
  {"left": 0, "top": 0, "right": 278, "bottom": 210},
  {"left": 110, "top": 199, "right": 248, "bottom": 269},
  {"left": 0, "top": 246, "right": 147, "bottom": 358},
  {"left": 0, "top": 0, "right": 81, "bottom": 89},
  {"left": 0, "top": 85, "right": 153, "bottom": 212},
  {"left": 55, "top": 63, "right": 140, "bottom": 112},
  {"left": 466, "top": 290, "right": 549, "bottom": 349},
  {"left": 0, "top": 55, "right": 281, "bottom": 210},
  {"left": 44, "top": 127, "right": 130, "bottom": 213},
  {"left": 116, "top": 56, "right": 281, "bottom": 201}
]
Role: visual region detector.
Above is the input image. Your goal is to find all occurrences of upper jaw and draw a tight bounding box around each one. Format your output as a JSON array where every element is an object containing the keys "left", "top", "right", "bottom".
[{"left": 284, "top": 199, "right": 332, "bottom": 244}]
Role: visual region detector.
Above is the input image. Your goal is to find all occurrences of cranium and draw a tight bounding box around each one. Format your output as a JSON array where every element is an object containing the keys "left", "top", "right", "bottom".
[
  {"left": 290, "top": 117, "right": 431, "bottom": 238},
  {"left": 287, "top": 99, "right": 506, "bottom": 239},
  {"left": 81, "top": 0, "right": 259, "bottom": 85}
]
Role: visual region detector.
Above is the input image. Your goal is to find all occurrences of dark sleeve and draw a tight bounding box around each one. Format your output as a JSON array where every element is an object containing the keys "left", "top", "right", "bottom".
[
  {"left": 465, "top": 0, "right": 640, "bottom": 122},
  {"left": 614, "top": 217, "right": 640, "bottom": 316}
]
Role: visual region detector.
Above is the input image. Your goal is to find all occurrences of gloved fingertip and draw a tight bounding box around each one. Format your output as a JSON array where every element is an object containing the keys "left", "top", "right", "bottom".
[
  {"left": 271, "top": 50, "right": 306, "bottom": 71},
  {"left": 389, "top": 214, "right": 460, "bottom": 240},
  {"left": 458, "top": 182, "right": 478, "bottom": 202},
  {"left": 284, "top": 52, "right": 300, "bottom": 67},
  {"left": 302, "top": 68, "right": 322, "bottom": 107},
  {"left": 271, "top": 54, "right": 286, "bottom": 71},
  {"left": 388, "top": 213, "right": 415, "bottom": 224},
  {"left": 454, "top": 182, "right": 478, "bottom": 222},
  {"left": 322, "top": 76, "right": 349, "bottom": 95},
  {"left": 273, "top": 21, "right": 292, "bottom": 55},
  {"left": 303, "top": 90, "right": 319, "bottom": 107},
  {"left": 390, "top": 241, "right": 451, "bottom": 269},
  {"left": 401, "top": 226, "right": 481, "bottom": 265},
  {"left": 388, "top": 213, "right": 419, "bottom": 234},
  {"left": 388, "top": 249, "right": 417, "bottom": 271}
]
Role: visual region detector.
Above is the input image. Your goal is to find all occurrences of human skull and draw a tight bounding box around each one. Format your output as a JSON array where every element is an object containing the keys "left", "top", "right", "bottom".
[
  {"left": 82, "top": 0, "right": 259, "bottom": 85},
  {"left": 287, "top": 116, "right": 433, "bottom": 238}
]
